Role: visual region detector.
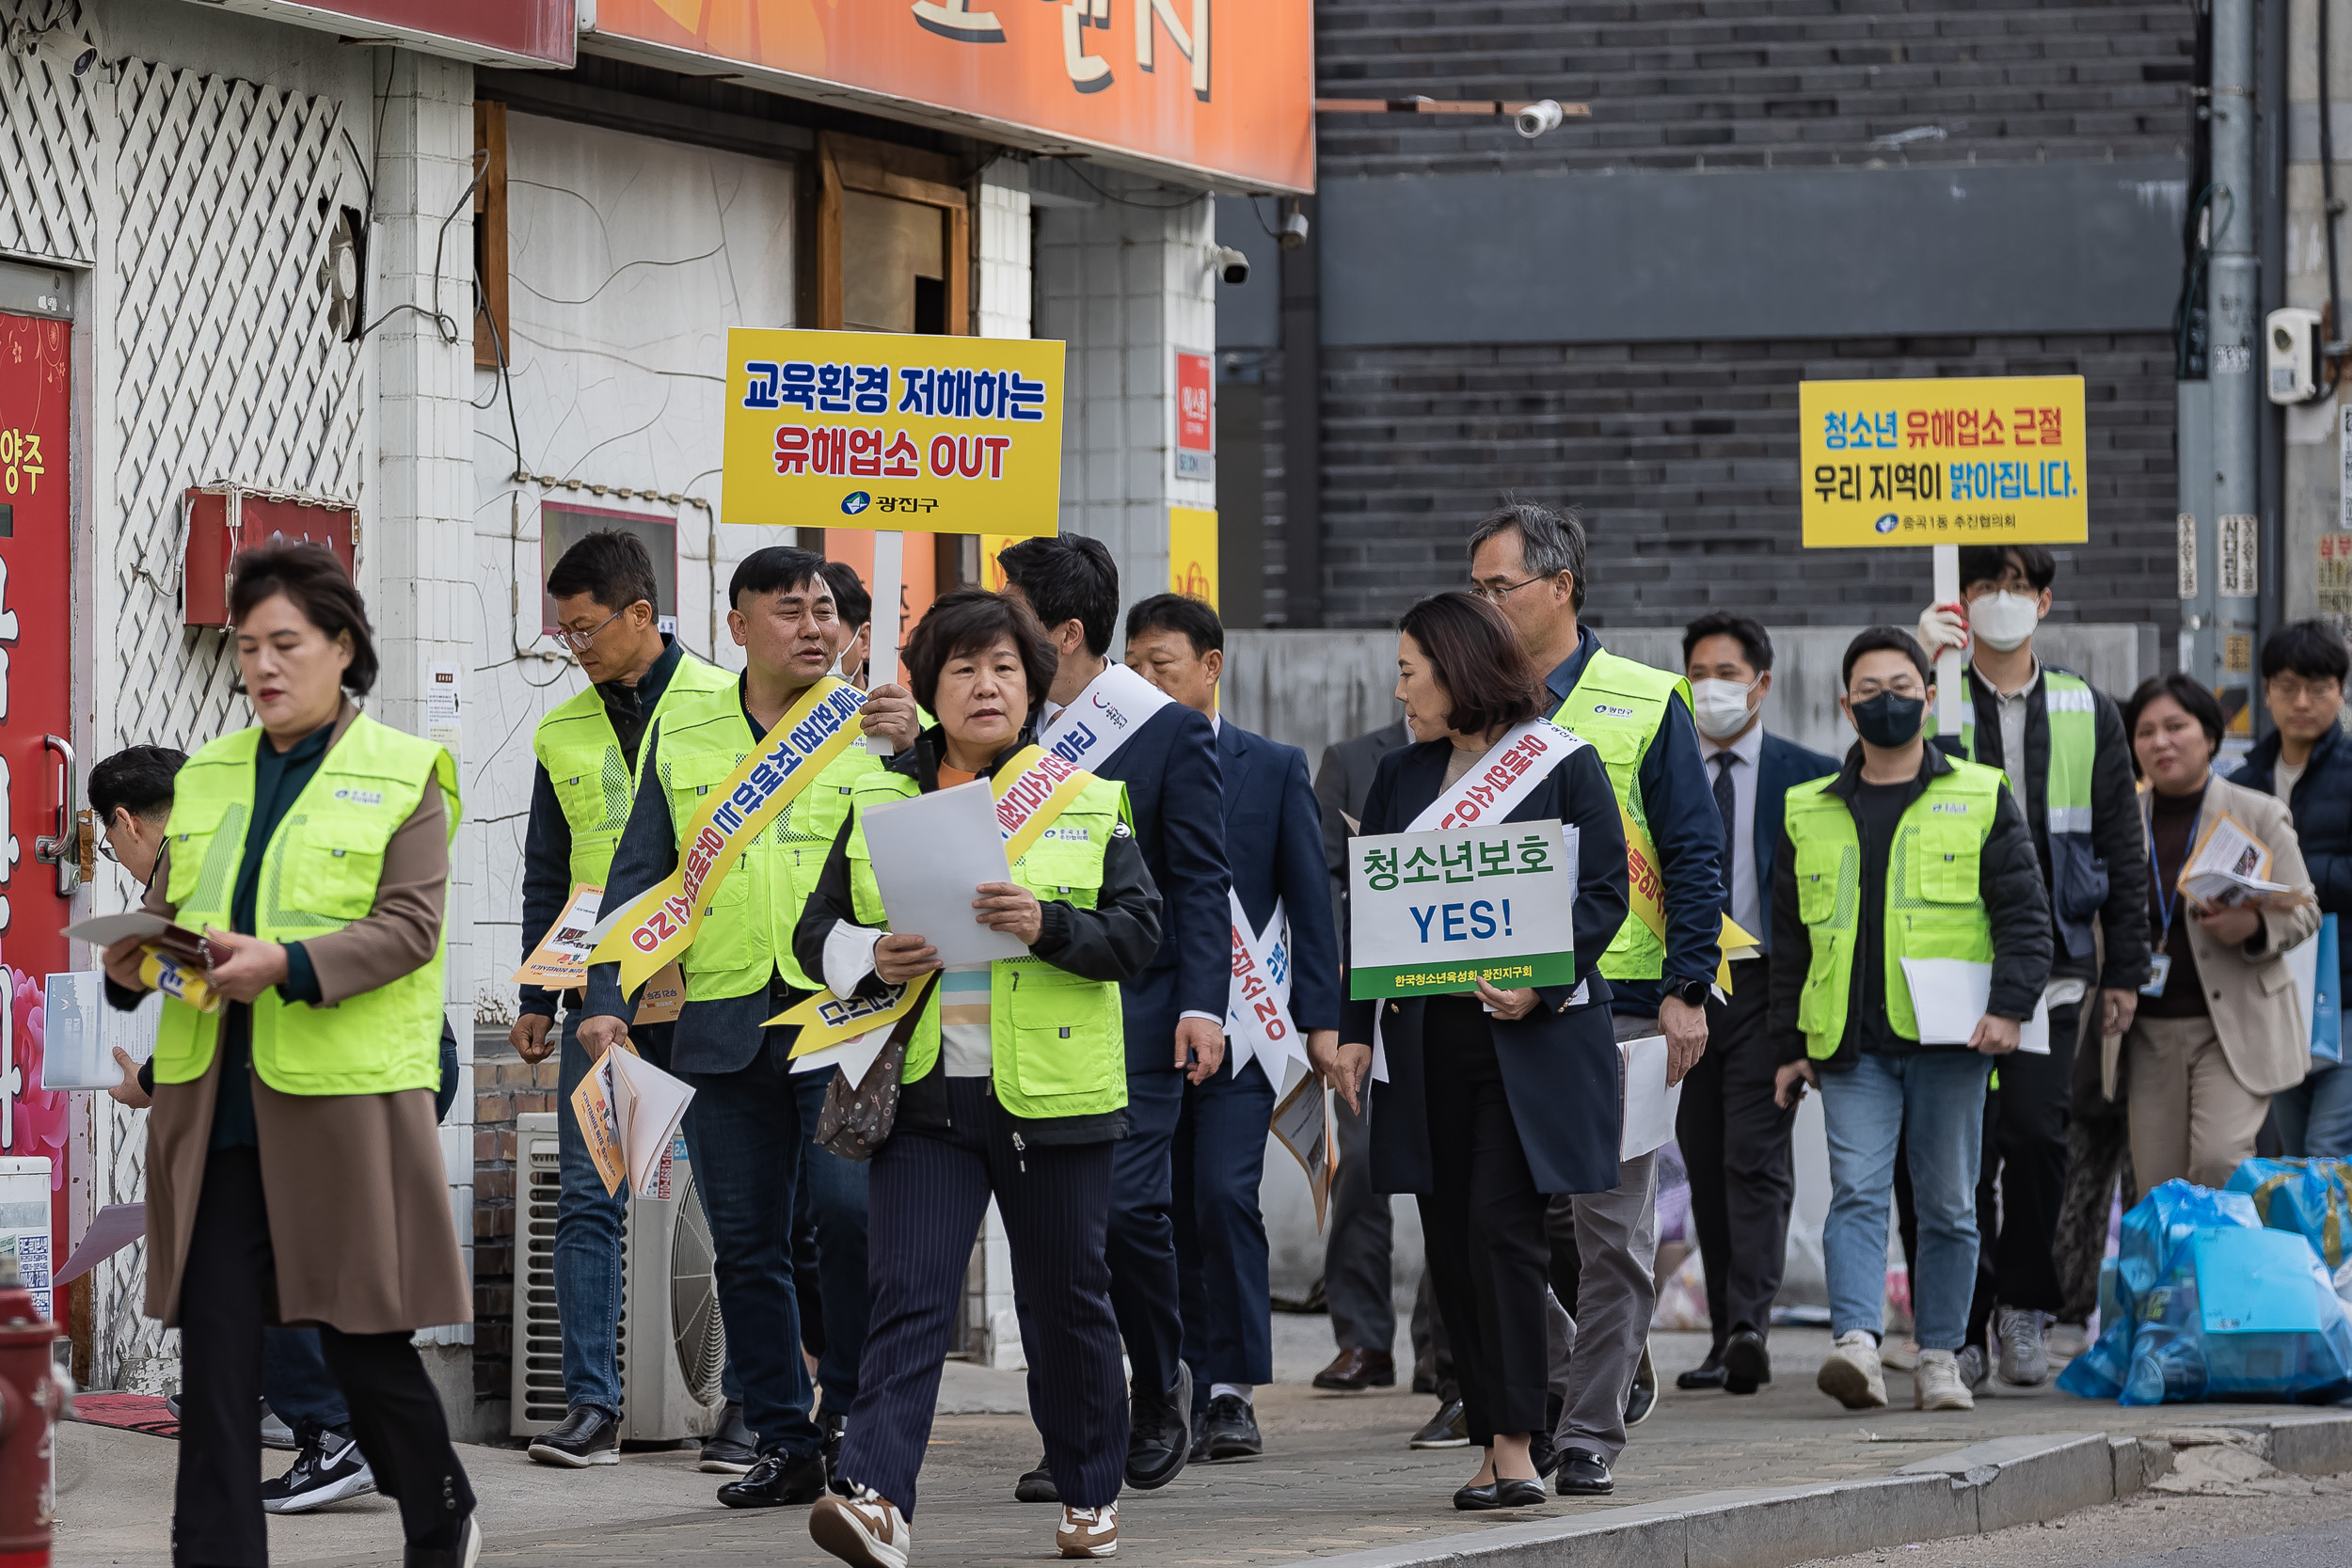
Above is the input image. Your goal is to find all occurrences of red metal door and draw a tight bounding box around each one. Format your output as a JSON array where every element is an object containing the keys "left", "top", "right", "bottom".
[{"left": 0, "top": 311, "right": 78, "bottom": 1317}]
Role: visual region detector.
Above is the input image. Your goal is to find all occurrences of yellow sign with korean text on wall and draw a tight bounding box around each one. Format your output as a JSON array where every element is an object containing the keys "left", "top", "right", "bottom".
[
  {"left": 1169, "top": 506, "right": 1217, "bottom": 608},
  {"left": 1799, "top": 376, "right": 2089, "bottom": 548},
  {"left": 722, "top": 328, "right": 1066, "bottom": 536}
]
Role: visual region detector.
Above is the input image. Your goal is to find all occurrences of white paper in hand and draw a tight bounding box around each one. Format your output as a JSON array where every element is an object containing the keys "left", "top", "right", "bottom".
[
  {"left": 861, "top": 781, "right": 1027, "bottom": 969},
  {"left": 1619, "top": 1034, "right": 1681, "bottom": 1160},
  {"left": 606, "top": 1049, "right": 696, "bottom": 1198},
  {"left": 1899, "top": 957, "right": 2050, "bottom": 1053},
  {"left": 40, "top": 970, "right": 160, "bottom": 1090}
]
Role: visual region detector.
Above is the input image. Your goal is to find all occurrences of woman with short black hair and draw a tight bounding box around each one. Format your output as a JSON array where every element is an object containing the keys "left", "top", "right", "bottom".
[
  {"left": 102, "top": 542, "right": 479, "bottom": 1568},
  {"left": 1326, "top": 592, "right": 1629, "bottom": 1512}
]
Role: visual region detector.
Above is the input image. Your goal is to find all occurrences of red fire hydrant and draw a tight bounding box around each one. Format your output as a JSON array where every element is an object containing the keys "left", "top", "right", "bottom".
[{"left": 0, "top": 1256, "right": 60, "bottom": 1567}]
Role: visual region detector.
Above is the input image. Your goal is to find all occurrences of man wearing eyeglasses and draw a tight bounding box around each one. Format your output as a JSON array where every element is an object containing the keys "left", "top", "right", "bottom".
[
  {"left": 516, "top": 530, "right": 738, "bottom": 1470},
  {"left": 1465, "top": 502, "right": 1724, "bottom": 1497}
]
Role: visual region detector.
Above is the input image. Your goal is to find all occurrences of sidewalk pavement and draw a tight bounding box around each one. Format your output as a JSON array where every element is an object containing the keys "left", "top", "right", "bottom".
[{"left": 54, "top": 1323, "right": 2351, "bottom": 1568}]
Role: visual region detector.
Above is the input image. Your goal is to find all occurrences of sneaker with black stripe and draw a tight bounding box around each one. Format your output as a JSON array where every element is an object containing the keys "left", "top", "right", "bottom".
[{"left": 261, "top": 1426, "right": 376, "bottom": 1513}]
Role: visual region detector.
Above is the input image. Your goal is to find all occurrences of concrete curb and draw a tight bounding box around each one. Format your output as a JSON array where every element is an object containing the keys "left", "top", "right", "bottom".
[{"left": 1305, "top": 1413, "right": 2352, "bottom": 1568}]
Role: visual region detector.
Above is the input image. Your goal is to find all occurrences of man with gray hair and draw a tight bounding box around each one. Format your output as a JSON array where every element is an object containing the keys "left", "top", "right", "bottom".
[{"left": 1467, "top": 501, "right": 1725, "bottom": 1497}]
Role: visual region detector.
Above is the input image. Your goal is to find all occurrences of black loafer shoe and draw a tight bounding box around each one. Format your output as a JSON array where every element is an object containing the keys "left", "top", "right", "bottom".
[
  {"left": 528, "top": 1405, "right": 620, "bottom": 1468},
  {"left": 1123, "top": 1364, "right": 1193, "bottom": 1491},
  {"left": 716, "top": 1452, "right": 829, "bottom": 1508},
  {"left": 1015, "top": 1456, "right": 1060, "bottom": 1503},
  {"left": 1493, "top": 1478, "right": 1547, "bottom": 1508},
  {"left": 1408, "top": 1398, "right": 1470, "bottom": 1449},
  {"left": 699, "top": 1402, "right": 757, "bottom": 1475},
  {"left": 1676, "top": 1351, "right": 1727, "bottom": 1391},
  {"left": 1200, "top": 1394, "right": 1262, "bottom": 1460},
  {"left": 1453, "top": 1481, "right": 1502, "bottom": 1511},
  {"left": 1722, "top": 1329, "right": 1772, "bottom": 1396},
  {"left": 1555, "top": 1450, "right": 1614, "bottom": 1496}
]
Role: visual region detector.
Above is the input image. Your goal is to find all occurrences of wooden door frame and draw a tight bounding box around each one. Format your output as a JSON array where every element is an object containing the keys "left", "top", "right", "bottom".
[{"left": 813, "top": 131, "right": 971, "bottom": 338}]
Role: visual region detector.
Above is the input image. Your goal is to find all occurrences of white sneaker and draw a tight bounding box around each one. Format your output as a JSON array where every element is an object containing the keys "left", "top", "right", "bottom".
[
  {"left": 1994, "top": 1306, "right": 2052, "bottom": 1386},
  {"left": 1915, "top": 1349, "right": 1977, "bottom": 1411},
  {"left": 810, "top": 1484, "right": 911, "bottom": 1568},
  {"left": 1816, "top": 1331, "right": 1888, "bottom": 1410},
  {"left": 1057, "top": 1502, "right": 1120, "bottom": 1559}
]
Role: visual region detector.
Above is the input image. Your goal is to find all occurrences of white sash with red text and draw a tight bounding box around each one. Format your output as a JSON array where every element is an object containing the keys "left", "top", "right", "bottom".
[
  {"left": 1228, "top": 891, "right": 1298, "bottom": 1082},
  {"left": 1037, "top": 661, "right": 1174, "bottom": 776}
]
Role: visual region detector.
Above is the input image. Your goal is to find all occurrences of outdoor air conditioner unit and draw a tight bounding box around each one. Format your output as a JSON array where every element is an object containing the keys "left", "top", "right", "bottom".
[{"left": 508, "top": 1111, "right": 728, "bottom": 1442}]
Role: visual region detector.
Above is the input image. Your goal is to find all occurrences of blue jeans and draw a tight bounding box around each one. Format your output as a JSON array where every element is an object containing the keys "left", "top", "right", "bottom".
[
  {"left": 791, "top": 1070, "right": 871, "bottom": 1412},
  {"left": 1820, "top": 1050, "right": 1993, "bottom": 1352},
  {"left": 2271, "top": 1060, "right": 2352, "bottom": 1159},
  {"left": 554, "top": 1014, "right": 628, "bottom": 1419},
  {"left": 680, "top": 1028, "right": 823, "bottom": 1463},
  {"left": 262, "top": 1327, "right": 347, "bottom": 1442}
]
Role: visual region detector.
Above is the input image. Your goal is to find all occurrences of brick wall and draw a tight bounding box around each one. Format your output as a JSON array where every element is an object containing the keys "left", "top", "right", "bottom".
[
  {"left": 1307, "top": 331, "right": 2182, "bottom": 635},
  {"left": 471, "top": 1034, "right": 556, "bottom": 1411},
  {"left": 1315, "top": 0, "right": 2196, "bottom": 179}
]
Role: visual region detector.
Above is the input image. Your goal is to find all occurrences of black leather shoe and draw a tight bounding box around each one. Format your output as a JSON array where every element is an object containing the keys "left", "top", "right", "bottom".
[
  {"left": 698, "top": 1402, "right": 756, "bottom": 1475},
  {"left": 1677, "top": 1349, "right": 1727, "bottom": 1391},
  {"left": 716, "top": 1452, "right": 828, "bottom": 1508},
  {"left": 1015, "top": 1456, "right": 1059, "bottom": 1503},
  {"left": 1312, "top": 1347, "right": 1397, "bottom": 1390},
  {"left": 1556, "top": 1450, "right": 1614, "bottom": 1497},
  {"left": 1722, "top": 1329, "right": 1772, "bottom": 1396},
  {"left": 527, "top": 1405, "right": 620, "bottom": 1468},
  {"left": 1528, "top": 1428, "right": 1558, "bottom": 1480},
  {"left": 1408, "top": 1397, "right": 1469, "bottom": 1449},
  {"left": 1453, "top": 1476, "right": 1546, "bottom": 1511},
  {"left": 1623, "top": 1342, "right": 1658, "bottom": 1427},
  {"left": 1124, "top": 1364, "right": 1192, "bottom": 1491},
  {"left": 403, "top": 1513, "right": 482, "bottom": 1568},
  {"left": 1199, "top": 1394, "right": 1262, "bottom": 1460}
]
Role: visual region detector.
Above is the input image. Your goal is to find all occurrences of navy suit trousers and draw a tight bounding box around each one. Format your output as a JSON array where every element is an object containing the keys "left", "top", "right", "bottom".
[
  {"left": 840, "top": 1079, "right": 1125, "bottom": 1516},
  {"left": 1174, "top": 1054, "right": 1277, "bottom": 1388}
]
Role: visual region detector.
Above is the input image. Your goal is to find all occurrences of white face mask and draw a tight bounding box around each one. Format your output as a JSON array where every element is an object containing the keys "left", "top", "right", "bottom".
[
  {"left": 1969, "top": 590, "right": 2042, "bottom": 652},
  {"left": 1691, "top": 677, "right": 1760, "bottom": 741}
]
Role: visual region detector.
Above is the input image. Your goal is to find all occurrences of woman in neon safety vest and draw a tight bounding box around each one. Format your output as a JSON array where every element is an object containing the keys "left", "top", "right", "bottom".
[
  {"left": 102, "top": 544, "right": 479, "bottom": 1568},
  {"left": 791, "top": 589, "right": 1163, "bottom": 1568},
  {"left": 1326, "top": 592, "right": 1630, "bottom": 1513}
]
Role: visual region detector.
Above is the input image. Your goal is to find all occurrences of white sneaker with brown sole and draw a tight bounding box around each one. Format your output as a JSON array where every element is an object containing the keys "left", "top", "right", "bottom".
[
  {"left": 1057, "top": 1503, "right": 1120, "bottom": 1558},
  {"left": 810, "top": 1485, "right": 911, "bottom": 1568}
]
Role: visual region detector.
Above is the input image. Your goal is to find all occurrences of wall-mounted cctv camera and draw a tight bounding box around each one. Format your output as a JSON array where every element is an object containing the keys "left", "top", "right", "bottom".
[
  {"left": 1516, "top": 99, "right": 1565, "bottom": 139},
  {"left": 2266, "top": 306, "right": 2325, "bottom": 405},
  {"left": 8, "top": 21, "right": 98, "bottom": 78},
  {"left": 1212, "top": 245, "right": 1250, "bottom": 286},
  {"left": 1278, "top": 204, "right": 1310, "bottom": 250}
]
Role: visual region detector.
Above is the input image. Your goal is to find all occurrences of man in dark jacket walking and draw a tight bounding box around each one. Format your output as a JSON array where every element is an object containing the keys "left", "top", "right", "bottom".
[
  {"left": 2233, "top": 620, "right": 2352, "bottom": 1158},
  {"left": 1911, "top": 546, "right": 2148, "bottom": 1387},
  {"left": 1772, "top": 628, "right": 2053, "bottom": 1416}
]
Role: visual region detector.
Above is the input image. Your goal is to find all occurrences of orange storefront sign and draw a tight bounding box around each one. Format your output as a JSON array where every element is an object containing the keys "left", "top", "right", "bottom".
[{"left": 588, "top": 0, "right": 1312, "bottom": 193}]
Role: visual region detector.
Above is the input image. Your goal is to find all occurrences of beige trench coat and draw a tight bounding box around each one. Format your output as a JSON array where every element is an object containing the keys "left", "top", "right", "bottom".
[{"left": 136, "top": 703, "right": 470, "bottom": 1333}]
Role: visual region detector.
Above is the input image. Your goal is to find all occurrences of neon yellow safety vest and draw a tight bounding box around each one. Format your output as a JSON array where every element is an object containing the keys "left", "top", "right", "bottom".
[
  {"left": 152, "top": 716, "right": 460, "bottom": 1095},
  {"left": 1935, "top": 666, "right": 2103, "bottom": 955},
  {"left": 532, "top": 651, "right": 738, "bottom": 888},
  {"left": 1783, "top": 757, "right": 2006, "bottom": 1058},
  {"left": 655, "top": 686, "right": 882, "bottom": 1000},
  {"left": 844, "top": 769, "right": 1131, "bottom": 1121},
  {"left": 1558, "top": 647, "right": 1692, "bottom": 981}
]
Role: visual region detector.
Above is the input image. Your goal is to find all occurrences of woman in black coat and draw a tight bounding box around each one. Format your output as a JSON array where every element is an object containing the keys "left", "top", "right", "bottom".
[{"left": 1323, "top": 592, "right": 1628, "bottom": 1512}]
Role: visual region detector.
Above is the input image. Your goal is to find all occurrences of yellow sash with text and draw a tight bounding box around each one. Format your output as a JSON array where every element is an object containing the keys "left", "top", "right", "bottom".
[
  {"left": 587, "top": 676, "right": 867, "bottom": 996},
  {"left": 778, "top": 745, "right": 1102, "bottom": 1053}
]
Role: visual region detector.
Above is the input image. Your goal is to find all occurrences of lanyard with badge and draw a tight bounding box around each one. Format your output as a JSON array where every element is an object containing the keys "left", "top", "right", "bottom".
[{"left": 2140, "top": 799, "right": 2199, "bottom": 997}]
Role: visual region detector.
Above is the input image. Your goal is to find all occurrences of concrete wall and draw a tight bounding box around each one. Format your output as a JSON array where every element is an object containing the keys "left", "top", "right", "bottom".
[{"left": 2280, "top": 0, "right": 2352, "bottom": 627}]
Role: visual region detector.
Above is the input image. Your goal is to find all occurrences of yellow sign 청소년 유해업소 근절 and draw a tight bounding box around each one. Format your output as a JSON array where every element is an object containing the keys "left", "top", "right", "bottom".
[
  {"left": 1799, "top": 375, "right": 2088, "bottom": 548},
  {"left": 723, "top": 328, "right": 1066, "bottom": 536}
]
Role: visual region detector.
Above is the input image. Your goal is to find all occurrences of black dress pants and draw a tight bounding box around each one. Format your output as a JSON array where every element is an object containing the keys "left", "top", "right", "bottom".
[
  {"left": 1677, "top": 958, "right": 1797, "bottom": 1347},
  {"left": 1416, "top": 997, "right": 1550, "bottom": 1447},
  {"left": 176, "top": 1147, "right": 475, "bottom": 1568}
]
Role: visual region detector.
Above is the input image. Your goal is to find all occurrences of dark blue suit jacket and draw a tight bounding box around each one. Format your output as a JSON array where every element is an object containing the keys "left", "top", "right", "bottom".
[
  {"left": 1084, "top": 695, "right": 1231, "bottom": 1069},
  {"left": 1220, "top": 720, "right": 1343, "bottom": 1038},
  {"left": 1752, "top": 730, "right": 1840, "bottom": 955}
]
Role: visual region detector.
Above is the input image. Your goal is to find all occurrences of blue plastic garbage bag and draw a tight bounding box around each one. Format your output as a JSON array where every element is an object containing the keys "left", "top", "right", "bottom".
[
  {"left": 2057, "top": 1179, "right": 2352, "bottom": 1404},
  {"left": 2227, "top": 1156, "right": 2352, "bottom": 1270}
]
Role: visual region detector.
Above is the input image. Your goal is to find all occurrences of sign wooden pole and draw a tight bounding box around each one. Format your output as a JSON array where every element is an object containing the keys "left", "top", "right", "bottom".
[{"left": 867, "top": 529, "right": 903, "bottom": 755}]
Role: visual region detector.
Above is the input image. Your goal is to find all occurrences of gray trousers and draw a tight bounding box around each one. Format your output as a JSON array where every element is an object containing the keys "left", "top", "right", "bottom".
[
  {"left": 1544, "top": 1011, "right": 1662, "bottom": 1465},
  {"left": 1325, "top": 1085, "right": 1397, "bottom": 1354}
]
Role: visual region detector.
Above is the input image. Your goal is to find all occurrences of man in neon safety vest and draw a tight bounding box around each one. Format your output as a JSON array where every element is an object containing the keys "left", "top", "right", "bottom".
[
  {"left": 1770, "top": 626, "right": 2051, "bottom": 1416},
  {"left": 515, "top": 530, "right": 739, "bottom": 1470},
  {"left": 582, "top": 547, "right": 900, "bottom": 1508},
  {"left": 1912, "top": 545, "right": 2149, "bottom": 1389},
  {"left": 1466, "top": 502, "right": 1724, "bottom": 1497}
]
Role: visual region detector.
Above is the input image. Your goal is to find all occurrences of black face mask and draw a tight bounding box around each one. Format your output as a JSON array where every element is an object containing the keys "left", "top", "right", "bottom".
[{"left": 1851, "top": 690, "right": 1926, "bottom": 749}]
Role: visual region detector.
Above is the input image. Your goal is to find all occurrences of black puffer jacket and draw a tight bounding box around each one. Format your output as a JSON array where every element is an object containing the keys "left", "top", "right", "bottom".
[
  {"left": 2233, "top": 721, "right": 2352, "bottom": 988},
  {"left": 792, "top": 727, "right": 1162, "bottom": 1146}
]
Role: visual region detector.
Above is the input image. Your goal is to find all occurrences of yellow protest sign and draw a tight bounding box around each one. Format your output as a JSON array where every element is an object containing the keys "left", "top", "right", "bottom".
[
  {"left": 1799, "top": 375, "right": 2088, "bottom": 548},
  {"left": 1168, "top": 506, "right": 1218, "bottom": 607},
  {"left": 722, "top": 328, "right": 1067, "bottom": 536}
]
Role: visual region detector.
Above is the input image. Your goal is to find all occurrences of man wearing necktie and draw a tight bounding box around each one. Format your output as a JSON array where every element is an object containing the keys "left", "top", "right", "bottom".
[{"left": 1677, "top": 614, "right": 1836, "bottom": 1397}]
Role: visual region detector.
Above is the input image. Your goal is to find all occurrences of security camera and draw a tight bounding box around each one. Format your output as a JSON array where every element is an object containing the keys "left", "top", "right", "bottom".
[
  {"left": 2266, "top": 306, "right": 2325, "bottom": 404},
  {"left": 1212, "top": 245, "right": 1249, "bottom": 286},
  {"left": 8, "top": 22, "right": 98, "bottom": 78},
  {"left": 1515, "top": 99, "right": 1565, "bottom": 139},
  {"left": 1278, "top": 207, "right": 1310, "bottom": 250}
]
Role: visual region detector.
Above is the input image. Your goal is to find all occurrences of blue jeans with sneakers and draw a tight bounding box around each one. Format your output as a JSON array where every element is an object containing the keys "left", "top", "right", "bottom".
[
  {"left": 555, "top": 1013, "right": 627, "bottom": 1419},
  {"left": 1820, "top": 1050, "right": 1994, "bottom": 1353}
]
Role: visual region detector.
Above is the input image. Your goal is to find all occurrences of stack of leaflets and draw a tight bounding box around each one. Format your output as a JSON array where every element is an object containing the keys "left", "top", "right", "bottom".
[
  {"left": 62, "top": 912, "right": 231, "bottom": 1013},
  {"left": 2179, "top": 813, "right": 2310, "bottom": 911}
]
